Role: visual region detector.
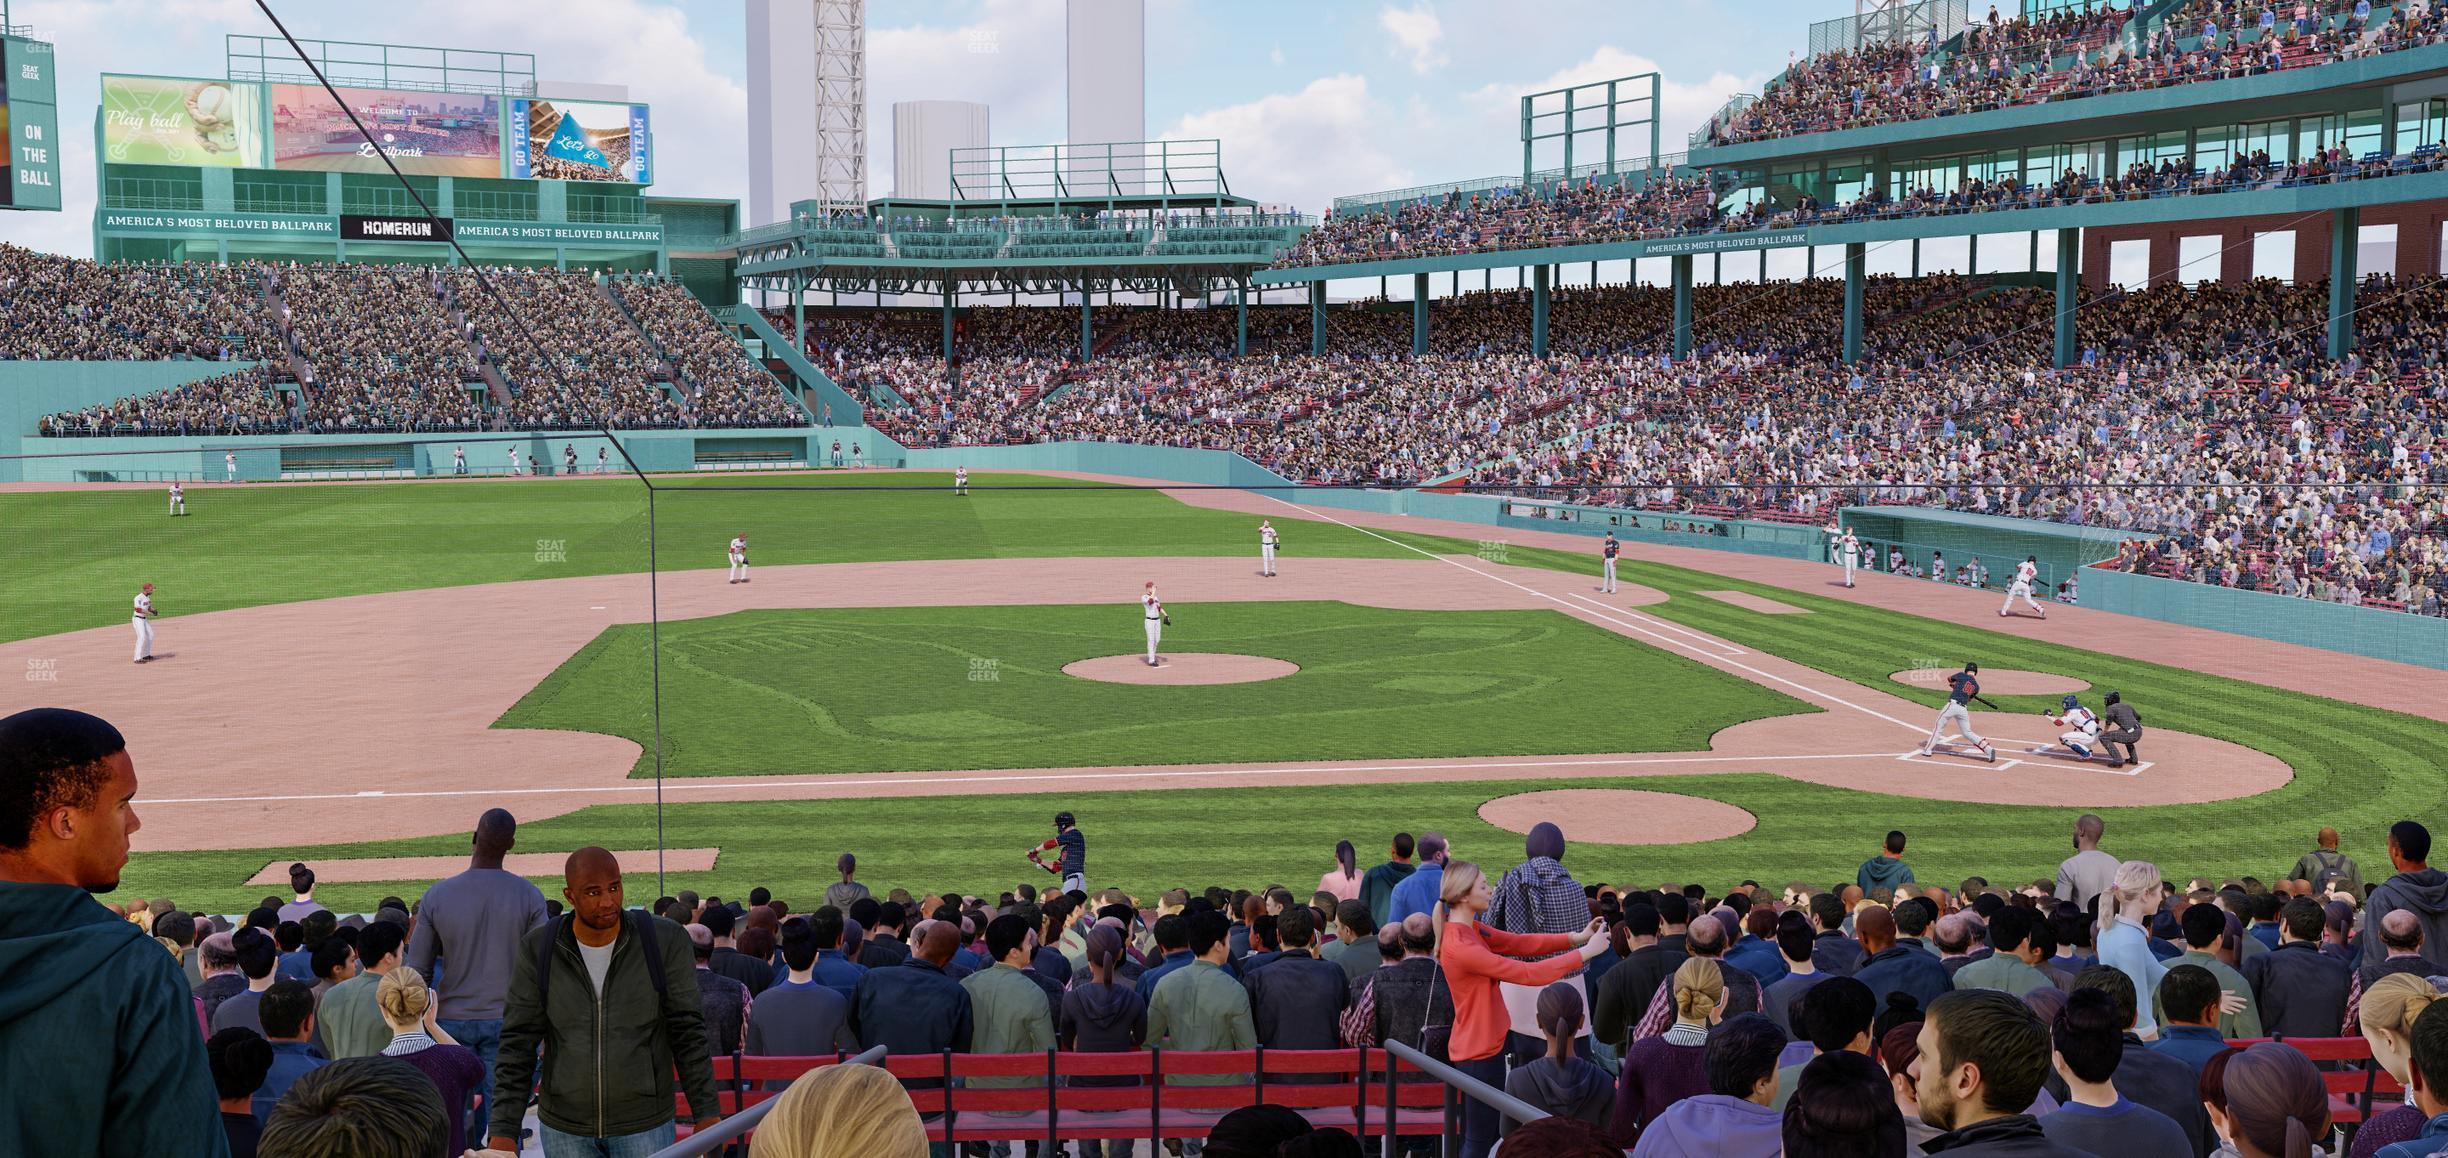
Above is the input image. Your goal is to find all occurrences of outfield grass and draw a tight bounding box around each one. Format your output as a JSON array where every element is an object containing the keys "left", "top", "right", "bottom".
[
  {"left": 92, "top": 486, "right": 2448, "bottom": 911},
  {"left": 0, "top": 472, "right": 1468, "bottom": 644},
  {"left": 495, "top": 601, "right": 1810, "bottom": 776}
]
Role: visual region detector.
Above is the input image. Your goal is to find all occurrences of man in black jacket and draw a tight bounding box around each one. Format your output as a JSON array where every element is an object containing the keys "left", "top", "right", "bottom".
[
  {"left": 1243, "top": 906, "right": 1348, "bottom": 1072},
  {"left": 2365, "top": 821, "right": 2448, "bottom": 972},
  {"left": 1593, "top": 896, "right": 1689, "bottom": 1049},
  {"left": 2243, "top": 897, "right": 2352, "bottom": 1041},
  {"left": 1809, "top": 892, "right": 1864, "bottom": 977},
  {"left": 488, "top": 848, "right": 719, "bottom": 1154},
  {"left": 853, "top": 920, "right": 974, "bottom": 1059}
]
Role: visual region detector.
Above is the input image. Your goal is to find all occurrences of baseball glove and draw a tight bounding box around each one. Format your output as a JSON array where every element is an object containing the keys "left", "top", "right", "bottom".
[{"left": 1161, "top": 614, "right": 1173, "bottom": 626}]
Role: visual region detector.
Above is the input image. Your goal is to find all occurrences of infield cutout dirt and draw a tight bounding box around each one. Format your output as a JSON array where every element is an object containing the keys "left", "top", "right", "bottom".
[
  {"left": 246, "top": 848, "right": 720, "bottom": 886},
  {"left": 1891, "top": 669, "right": 2092, "bottom": 696},
  {"left": 1063, "top": 653, "right": 1300, "bottom": 685},
  {"left": 1479, "top": 790, "right": 1757, "bottom": 845}
]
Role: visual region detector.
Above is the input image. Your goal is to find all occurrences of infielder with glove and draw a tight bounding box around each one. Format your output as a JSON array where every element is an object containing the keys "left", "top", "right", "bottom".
[{"left": 1922, "top": 661, "right": 1999, "bottom": 762}]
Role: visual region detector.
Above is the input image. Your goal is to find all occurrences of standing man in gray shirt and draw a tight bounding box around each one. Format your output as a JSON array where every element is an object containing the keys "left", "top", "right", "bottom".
[
  {"left": 2054, "top": 814, "right": 2121, "bottom": 912},
  {"left": 405, "top": 808, "right": 547, "bottom": 1145}
]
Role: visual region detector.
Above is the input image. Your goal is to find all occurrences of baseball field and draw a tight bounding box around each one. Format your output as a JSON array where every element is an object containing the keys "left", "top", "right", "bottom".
[{"left": 7, "top": 469, "right": 2444, "bottom": 913}]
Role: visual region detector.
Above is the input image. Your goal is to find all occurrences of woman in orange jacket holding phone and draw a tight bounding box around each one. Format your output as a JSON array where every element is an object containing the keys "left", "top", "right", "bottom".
[{"left": 1435, "top": 859, "right": 1607, "bottom": 1158}]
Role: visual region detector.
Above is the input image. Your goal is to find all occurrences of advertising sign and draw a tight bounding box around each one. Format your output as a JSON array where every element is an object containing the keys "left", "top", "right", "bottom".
[
  {"left": 4, "top": 37, "right": 60, "bottom": 209},
  {"left": 340, "top": 213, "right": 454, "bottom": 242},
  {"left": 270, "top": 84, "right": 501, "bottom": 176},
  {"left": 507, "top": 98, "right": 651, "bottom": 184},
  {"left": 97, "top": 209, "right": 661, "bottom": 248},
  {"left": 100, "top": 74, "right": 264, "bottom": 168}
]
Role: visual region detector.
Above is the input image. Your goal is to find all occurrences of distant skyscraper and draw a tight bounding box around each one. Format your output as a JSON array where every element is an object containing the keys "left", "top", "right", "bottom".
[
  {"left": 747, "top": 0, "right": 867, "bottom": 225},
  {"left": 1065, "top": 0, "right": 1145, "bottom": 194},
  {"left": 894, "top": 101, "right": 990, "bottom": 201}
]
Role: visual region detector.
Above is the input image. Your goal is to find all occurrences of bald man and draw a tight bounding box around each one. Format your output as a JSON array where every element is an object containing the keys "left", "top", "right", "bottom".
[
  {"left": 2287, "top": 827, "right": 2364, "bottom": 901},
  {"left": 406, "top": 808, "right": 548, "bottom": 1142},
  {"left": 489, "top": 847, "right": 718, "bottom": 1154},
  {"left": 2348, "top": 909, "right": 2445, "bottom": 1033}
]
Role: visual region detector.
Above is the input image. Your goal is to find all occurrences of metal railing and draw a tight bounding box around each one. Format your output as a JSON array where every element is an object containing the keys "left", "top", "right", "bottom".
[
  {"left": 647, "top": 1045, "right": 888, "bottom": 1158},
  {"left": 1383, "top": 1040, "right": 1550, "bottom": 1154}
]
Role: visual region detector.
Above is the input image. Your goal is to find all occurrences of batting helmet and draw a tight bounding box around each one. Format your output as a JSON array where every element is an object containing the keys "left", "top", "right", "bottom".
[{"left": 1054, "top": 811, "right": 1076, "bottom": 829}]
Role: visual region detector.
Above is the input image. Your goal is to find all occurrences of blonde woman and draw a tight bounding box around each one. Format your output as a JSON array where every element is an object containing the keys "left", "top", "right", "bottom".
[
  {"left": 2354, "top": 974, "right": 2442, "bottom": 1155},
  {"left": 749, "top": 1061, "right": 927, "bottom": 1157},
  {"left": 1610, "top": 958, "right": 1723, "bottom": 1148},
  {"left": 2094, "top": 860, "right": 2170, "bottom": 1038},
  {"left": 1434, "top": 859, "right": 1607, "bottom": 1158},
  {"left": 374, "top": 967, "right": 484, "bottom": 1157}
]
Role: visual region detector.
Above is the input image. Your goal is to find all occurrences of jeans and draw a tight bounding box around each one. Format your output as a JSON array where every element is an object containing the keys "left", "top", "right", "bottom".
[
  {"left": 1454, "top": 1054, "right": 1508, "bottom": 1158},
  {"left": 537, "top": 1119, "right": 677, "bottom": 1157},
  {"left": 437, "top": 1017, "right": 503, "bottom": 1144}
]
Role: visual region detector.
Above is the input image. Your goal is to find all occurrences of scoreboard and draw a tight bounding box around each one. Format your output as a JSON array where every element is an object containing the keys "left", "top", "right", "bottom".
[{"left": 1, "top": 31, "right": 58, "bottom": 210}]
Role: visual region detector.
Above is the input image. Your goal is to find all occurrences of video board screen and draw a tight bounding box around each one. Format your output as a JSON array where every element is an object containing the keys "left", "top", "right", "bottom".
[
  {"left": 100, "top": 74, "right": 265, "bottom": 168},
  {"left": 270, "top": 84, "right": 502, "bottom": 176},
  {"left": 507, "top": 98, "right": 651, "bottom": 184}
]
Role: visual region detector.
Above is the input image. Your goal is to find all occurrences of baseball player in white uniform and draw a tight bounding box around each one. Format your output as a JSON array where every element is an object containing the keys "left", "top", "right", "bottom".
[
  {"left": 2038, "top": 693, "right": 2102, "bottom": 761},
  {"left": 954, "top": 466, "right": 970, "bottom": 496},
  {"left": 596, "top": 446, "right": 609, "bottom": 473},
  {"left": 1838, "top": 526, "right": 1860, "bottom": 587},
  {"left": 1142, "top": 582, "right": 1166, "bottom": 666},
  {"left": 168, "top": 483, "right": 185, "bottom": 517},
  {"left": 132, "top": 583, "right": 158, "bottom": 663},
  {"left": 851, "top": 443, "right": 864, "bottom": 469},
  {"left": 728, "top": 534, "right": 749, "bottom": 584},
  {"left": 1260, "top": 520, "right": 1279, "bottom": 577},
  {"left": 453, "top": 445, "right": 467, "bottom": 475},
  {"left": 563, "top": 444, "right": 577, "bottom": 474},
  {"left": 1600, "top": 532, "right": 1619, "bottom": 593},
  {"left": 507, "top": 446, "right": 522, "bottom": 476},
  {"left": 2000, "top": 555, "right": 2048, "bottom": 618},
  {"left": 224, "top": 452, "right": 237, "bottom": 483}
]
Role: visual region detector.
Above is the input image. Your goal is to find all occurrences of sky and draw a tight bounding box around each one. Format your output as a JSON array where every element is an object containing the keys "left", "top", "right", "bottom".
[{"left": 0, "top": 0, "right": 1866, "bottom": 259}]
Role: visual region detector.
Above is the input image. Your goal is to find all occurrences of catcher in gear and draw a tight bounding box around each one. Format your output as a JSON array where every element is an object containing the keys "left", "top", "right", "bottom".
[{"left": 2038, "top": 693, "right": 2103, "bottom": 761}]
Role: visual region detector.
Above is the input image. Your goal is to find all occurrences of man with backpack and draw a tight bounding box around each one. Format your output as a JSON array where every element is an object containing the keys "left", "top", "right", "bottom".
[
  {"left": 2287, "top": 827, "right": 2365, "bottom": 901},
  {"left": 487, "top": 847, "right": 719, "bottom": 1155}
]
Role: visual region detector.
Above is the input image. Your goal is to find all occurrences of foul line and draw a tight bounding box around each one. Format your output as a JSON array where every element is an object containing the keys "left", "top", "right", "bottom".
[
  {"left": 1252, "top": 493, "right": 1924, "bottom": 734},
  {"left": 138, "top": 750, "right": 1928, "bottom": 807}
]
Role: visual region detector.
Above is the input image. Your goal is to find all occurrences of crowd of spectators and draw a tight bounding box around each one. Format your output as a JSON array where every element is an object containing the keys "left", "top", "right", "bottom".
[
  {"left": 14, "top": 705, "right": 2448, "bottom": 1158},
  {"left": 14, "top": 250, "right": 808, "bottom": 437},
  {"left": 274, "top": 264, "right": 486, "bottom": 434},
  {"left": 610, "top": 279, "right": 808, "bottom": 428},
  {"left": 1704, "top": 0, "right": 2448, "bottom": 147}
]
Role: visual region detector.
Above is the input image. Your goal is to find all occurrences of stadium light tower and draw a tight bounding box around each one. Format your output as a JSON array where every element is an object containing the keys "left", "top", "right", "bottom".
[
  {"left": 814, "top": 0, "right": 868, "bottom": 214},
  {"left": 1854, "top": 0, "right": 1956, "bottom": 49}
]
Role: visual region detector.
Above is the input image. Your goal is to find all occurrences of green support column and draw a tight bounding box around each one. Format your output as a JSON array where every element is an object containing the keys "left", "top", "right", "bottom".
[
  {"left": 1310, "top": 280, "right": 1326, "bottom": 356},
  {"left": 2054, "top": 228, "right": 2080, "bottom": 368},
  {"left": 1531, "top": 264, "right": 1551, "bottom": 357},
  {"left": 1412, "top": 271, "right": 1430, "bottom": 356},
  {"left": 792, "top": 276, "right": 805, "bottom": 359},
  {"left": 2329, "top": 207, "right": 2359, "bottom": 360},
  {"left": 941, "top": 281, "right": 956, "bottom": 362},
  {"left": 1235, "top": 280, "right": 1248, "bottom": 357},
  {"left": 1671, "top": 254, "right": 1694, "bottom": 360},
  {"left": 1842, "top": 242, "right": 1866, "bottom": 365},
  {"left": 1080, "top": 284, "right": 1095, "bottom": 361}
]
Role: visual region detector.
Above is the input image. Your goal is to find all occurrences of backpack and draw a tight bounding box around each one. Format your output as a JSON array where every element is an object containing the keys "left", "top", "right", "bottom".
[
  {"left": 533, "top": 908, "right": 671, "bottom": 1087},
  {"left": 2307, "top": 849, "right": 2351, "bottom": 893}
]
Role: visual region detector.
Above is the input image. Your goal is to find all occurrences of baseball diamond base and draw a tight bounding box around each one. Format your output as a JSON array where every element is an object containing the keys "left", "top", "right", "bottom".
[{"left": 1061, "top": 653, "right": 1301, "bottom": 685}]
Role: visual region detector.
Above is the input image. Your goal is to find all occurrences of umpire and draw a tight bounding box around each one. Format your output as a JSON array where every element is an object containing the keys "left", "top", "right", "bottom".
[{"left": 2099, "top": 690, "right": 2144, "bottom": 768}]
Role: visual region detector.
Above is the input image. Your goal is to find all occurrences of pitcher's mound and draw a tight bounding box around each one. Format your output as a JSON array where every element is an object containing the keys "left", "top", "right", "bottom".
[
  {"left": 1064, "top": 653, "right": 1300, "bottom": 685},
  {"left": 1892, "top": 668, "right": 2091, "bottom": 695},
  {"left": 1479, "top": 789, "right": 1757, "bottom": 845}
]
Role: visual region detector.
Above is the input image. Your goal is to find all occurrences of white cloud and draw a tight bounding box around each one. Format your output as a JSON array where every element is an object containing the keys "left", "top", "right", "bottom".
[
  {"left": 1378, "top": 5, "right": 1447, "bottom": 74},
  {"left": 1160, "top": 74, "right": 1411, "bottom": 216}
]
